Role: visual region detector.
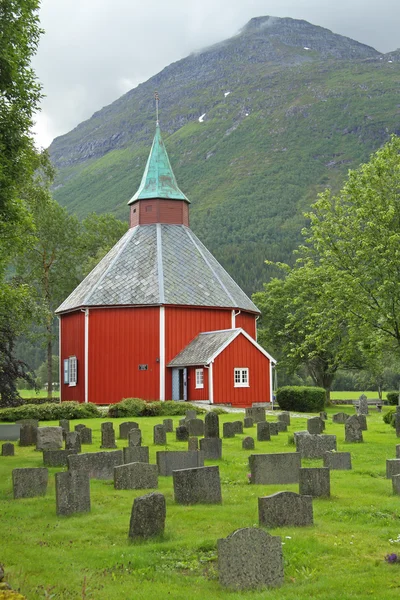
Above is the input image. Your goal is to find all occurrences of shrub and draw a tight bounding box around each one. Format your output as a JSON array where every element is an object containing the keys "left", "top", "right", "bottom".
[
  {"left": 107, "top": 398, "right": 147, "bottom": 418},
  {"left": 106, "top": 398, "right": 206, "bottom": 418},
  {"left": 383, "top": 409, "right": 396, "bottom": 427},
  {"left": 0, "top": 401, "right": 102, "bottom": 422},
  {"left": 20, "top": 397, "right": 60, "bottom": 405},
  {"left": 276, "top": 386, "right": 326, "bottom": 412},
  {"left": 210, "top": 407, "right": 229, "bottom": 415},
  {"left": 387, "top": 392, "right": 400, "bottom": 406}
]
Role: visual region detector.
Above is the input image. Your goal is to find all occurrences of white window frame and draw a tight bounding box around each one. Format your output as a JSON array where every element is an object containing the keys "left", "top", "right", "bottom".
[
  {"left": 234, "top": 367, "right": 249, "bottom": 388},
  {"left": 68, "top": 356, "right": 77, "bottom": 387},
  {"left": 195, "top": 368, "right": 204, "bottom": 389}
]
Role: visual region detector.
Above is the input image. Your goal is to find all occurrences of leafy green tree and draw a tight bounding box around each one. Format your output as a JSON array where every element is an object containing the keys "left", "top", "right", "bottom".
[{"left": 79, "top": 212, "right": 128, "bottom": 277}]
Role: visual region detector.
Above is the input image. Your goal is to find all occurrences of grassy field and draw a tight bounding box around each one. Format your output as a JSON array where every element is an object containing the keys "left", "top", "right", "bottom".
[{"left": 1, "top": 407, "right": 400, "bottom": 599}]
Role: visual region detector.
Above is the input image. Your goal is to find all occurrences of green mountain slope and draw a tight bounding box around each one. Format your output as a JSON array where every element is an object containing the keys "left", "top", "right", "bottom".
[{"left": 50, "top": 16, "right": 400, "bottom": 295}]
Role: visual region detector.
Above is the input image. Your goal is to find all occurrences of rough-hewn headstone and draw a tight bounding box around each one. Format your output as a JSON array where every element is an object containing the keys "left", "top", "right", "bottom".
[
  {"left": 55, "top": 470, "right": 90, "bottom": 516},
  {"left": 188, "top": 436, "right": 199, "bottom": 451},
  {"left": 386, "top": 459, "right": 400, "bottom": 479},
  {"left": 43, "top": 449, "right": 77, "bottom": 467},
  {"left": 156, "top": 450, "right": 204, "bottom": 476},
  {"left": 1, "top": 442, "right": 14, "bottom": 456},
  {"left": 173, "top": 465, "right": 222, "bottom": 504},
  {"left": 223, "top": 422, "right": 236, "bottom": 438},
  {"left": 392, "top": 474, "right": 400, "bottom": 495},
  {"left": 68, "top": 450, "right": 123, "bottom": 480},
  {"left": 114, "top": 462, "right": 158, "bottom": 490},
  {"left": 396, "top": 413, "right": 400, "bottom": 438},
  {"left": 356, "top": 414, "right": 367, "bottom": 431},
  {"left": 323, "top": 451, "right": 352, "bottom": 470},
  {"left": 276, "top": 421, "right": 288, "bottom": 433},
  {"left": 163, "top": 419, "right": 174, "bottom": 433},
  {"left": 268, "top": 422, "right": 279, "bottom": 436},
  {"left": 129, "top": 492, "right": 166, "bottom": 540},
  {"left": 307, "top": 417, "right": 324, "bottom": 435},
  {"left": 245, "top": 407, "right": 266, "bottom": 423},
  {"left": 345, "top": 415, "right": 363, "bottom": 443},
  {"left": 153, "top": 424, "right": 167, "bottom": 445},
  {"left": 36, "top": 427, "right": 63, "bottom": 451},
  {"left": 357, "top": 394, "right": 369, "bottom": 415},
  {"left": 332, "top": 412, "right": 349, "bottom": 424},
  {"left": 176, "top": 425, "right": 189, "bottom": 442},
  {"left": 19, "top": 423, "right": 37, "bottom": 446},
  {"left": 12, "top": 467, "right": 48, "bottom": 499},
  {"left": 59, "top": 419, "right": 70, "bottom": 436},
  {"left": 257, "top": 422, "right": 270, "bottom": 442},
  {"left": 249, "top": 452, "right": 301, "bottom": 484},
  {"left": 74, "top": 425, "right": 92, "bottom": 444},
  {"left": 204, "top": 412, "right": 219, "bottom": 438},
  {"left": 299, "top": 467, "right": 330, "bottom": 497},
  {"left": 320, "top": 411, "right": 328, "bottom": 420},
  {"left": 187, "top": 419, "right": 204, "bottom": 437},
  {"left": 65, "top": 431, "right": 81, "bottom": 453},
  {"left": 277, "top": 412, "right": 290, "bottom": 426},
  {"left": 258, "top": 491, "right": 313, "bottom": 527},
  {"left": 396, "top": 444, "right": 400, "bottom": 459},
  {"left": 119, "top": 422, "right": 139, "bottom": 439},
  {"left": 128, "top": 428, "right": 142, "bottom": 447},
  {"left": 295, "top": 433, "right": 337, "bottom": 458},
  {"left": 242, "top": 437, "right": 254, "bottom": 450},
  {"left": 100, "top": 422, "right": 117, "bottom": 449},
  {"left": 243, "top": 417, "right": 254, "bottom": 428},
  {"left": 123, "top": 446, "right": 149, "bottom": 464},
  {"left": 232, "top": 421, "right": 244, "bottom": 434},
  {"left": 199, "top": 437, "right": 222, "bottom": 460},
  {"left": 185, "top": 409, "right": 197, "bottom": 421},
  {"left": 218, "top": 528, "right": 283, "bottom": 590}
]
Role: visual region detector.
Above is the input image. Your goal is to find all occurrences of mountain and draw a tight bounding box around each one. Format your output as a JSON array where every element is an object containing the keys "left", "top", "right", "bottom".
[{"left": 49, "top": 16, "right": 400, "bottom": 295}]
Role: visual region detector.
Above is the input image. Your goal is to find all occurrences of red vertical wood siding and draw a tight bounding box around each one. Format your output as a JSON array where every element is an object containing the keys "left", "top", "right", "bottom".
[
  {"left": 165, "top": 307, "right": 232, "bottom": 399},
  {"left": 235, "top": 312, "right": 257, "bottom": 339},
  {"left": 60, "top": 311, "right": 85, "bottom": 403},
  {"left": 88, "top": 307, "right": 160, "bottom": 404},
  {"left": 187, "top": 366, "right": 209, "bottom": 401},
  {"left": 130, "top": 199, "right": 189, "bottom": 227},
  {"left": 213, "top": 334, "right": 270, "bottom": 406}
]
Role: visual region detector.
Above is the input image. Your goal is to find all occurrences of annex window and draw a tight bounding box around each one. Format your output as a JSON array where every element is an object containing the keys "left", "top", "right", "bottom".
[
  {"left": 234, "top": 368, "right": 249, "bottom": 387},
  {"left": 68, "top": 356, "right": 77, "bottom": 387},
  {"left": 195, "top": 368, "right": 204, "bottom": 389}
]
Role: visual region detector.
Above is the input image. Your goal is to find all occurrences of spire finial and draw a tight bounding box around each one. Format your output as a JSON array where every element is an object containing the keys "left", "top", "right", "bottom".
[{"left": 154, "top": 90, "right": 159, "bottom": 125}]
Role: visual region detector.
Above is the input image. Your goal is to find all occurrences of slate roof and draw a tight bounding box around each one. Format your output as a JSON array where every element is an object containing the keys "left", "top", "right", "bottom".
[
  {"left": 56, "top": 224, "right": 260, "bottom": 314},
  {"left": 167, "top": 330, "right": 238, "bottom": 367}
]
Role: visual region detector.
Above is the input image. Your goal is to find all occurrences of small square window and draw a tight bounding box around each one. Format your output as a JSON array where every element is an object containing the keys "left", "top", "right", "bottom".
[
  {"left": 195, "top": 368, "right": 204, "bottom": 389},
  {"left": 234, "top": 368, "right": 249, "bottom": 387}
]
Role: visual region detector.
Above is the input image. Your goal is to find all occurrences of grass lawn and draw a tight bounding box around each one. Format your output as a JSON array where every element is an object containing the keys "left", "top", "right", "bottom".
[{"left": 1, "top": 407, "right": 400, "bottom": 599}]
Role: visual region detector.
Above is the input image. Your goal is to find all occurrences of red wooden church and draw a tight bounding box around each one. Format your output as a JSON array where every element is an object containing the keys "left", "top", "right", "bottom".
[{"left": 56, "top": 122, "right": 275, "bottom": 406}]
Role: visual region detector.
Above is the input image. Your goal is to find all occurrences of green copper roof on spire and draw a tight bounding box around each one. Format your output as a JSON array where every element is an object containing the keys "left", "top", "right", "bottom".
[{"left": 128, "top": 124, "right": 189, "bottom": 204}]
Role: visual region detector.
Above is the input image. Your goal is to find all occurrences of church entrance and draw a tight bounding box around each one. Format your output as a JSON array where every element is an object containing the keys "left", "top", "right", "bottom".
[{"left": 171, "top": 368, "right": 187, "bottom": 401}]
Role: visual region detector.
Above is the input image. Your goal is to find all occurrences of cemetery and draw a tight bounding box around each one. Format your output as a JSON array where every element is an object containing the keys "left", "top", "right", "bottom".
[{"left": 1, "top": 402, "right": 400, "bottom": 599}]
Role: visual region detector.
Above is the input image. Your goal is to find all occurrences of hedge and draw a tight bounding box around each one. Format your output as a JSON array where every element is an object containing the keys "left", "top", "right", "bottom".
[
  {"left": 276, "top": 386, "right": 326, "bottom": 412},
  {"left": 383, "top": 409, "right": 396, "bottom": 427},
  {"left": 0, "top": 402, "right": 102, "bottom": 422},
  {"left": 107, "top": 398, "right": 206, "bottom": 418},
  {"left": 386, "top": 392, "right": 400, "bottom": 406}
]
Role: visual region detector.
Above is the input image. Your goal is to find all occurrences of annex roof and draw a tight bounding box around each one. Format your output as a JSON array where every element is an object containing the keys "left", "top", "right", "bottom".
[
  {"left": 167, "top": 328, "right": 276, "bottom": 367},
  {"left": 128, "top": 124, "right": 189, "bottom": 204},
  {"left": 55, "top": 225, "right": 260, "bottom": 314}
]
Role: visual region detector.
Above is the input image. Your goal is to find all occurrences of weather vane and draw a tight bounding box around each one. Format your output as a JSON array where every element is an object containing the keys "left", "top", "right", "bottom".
[{"left": 155, "top": 90, "right": 159, "bottom": 125}]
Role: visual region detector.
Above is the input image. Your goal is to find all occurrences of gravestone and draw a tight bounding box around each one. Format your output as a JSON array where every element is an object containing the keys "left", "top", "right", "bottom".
[
  {"left": 119, "top": 422, "right": 139, "bottom": 439},
  {"left": 199, "top": 437, "right": 222, "bottom": 460},
  {"left": 307, "top": 417, "right": 324, "bottom": 434},
  {"left": 223, "top": 422, "right": 236, "bottom": 438},
  {"left": 68, "top": 450, "right": 123, "bottom": 480},
  {"left": 123, "top": 446, "right": 149, "bottom": 464},
  {"left": 74, "top": 425, "right": 92, "bottom": 444},
  {"left": 12, "top": 467, "right": 48, "bottom": 499},
  {"left": 114, "top": 462, "right": 158, "bottom": 490},
  {"left": 232, "top": 421, "right": 244, "bottom": 434},
  {"left": 156, "top": 450, "right": 204, "bottom": 476},
  {"left": 332, "top": 412, "right": 349, "bottom": 424},
  {"left": 100, "top": 422, "right": 117, "bottom": 449},
  {"left": 276, "top": 421, "right": 288, "bottom": 433},
  {"left": 249, "top": 452, "right": 301, "bottom": 484},
  {"left": 128, "top": 429, "right": 142, "bottom": 447},
  {"left": 36, "top": 427, "right": 63, "bottom": 451},
  {"left": 396, "top": 445, "right": 400, "bottom": 459},
  {"left": 188, "top": 437, "right": 199, "bottom": 451},
  {"left": 218, "top": 528, "right": 283, "bottom": 590},
  {"left": 43, "top": 449, "right": 77, "bottom": 467},
  {"left": 163, "top": 419, "right": 174, "bottom": 433},
  {"left": 258, "top": 491, "right": 313, "bottom": 527},
  {"left": 185, "top": 409, "right": 197, "bottom": 421},
  {"left": 128, "top": 492, "right": 166, "bottom": 540},
  {"left": 295, "top": 433, "right": 337, "bottom": 458},
  {"left": 299, "top": 467, "right": 330, "bottom": 497},
  {"left": 19, "top": 423, "right": 37, "bottom": 446},
  {"left": 245, "top": 407, "right": 266, "bottom": 423},
  {"left": 179, "top": 418, "right": 186, "bottom": 426},
  {"left": 345, "top": 415, "right": 363, "bottom": 443},
  {"left": 65, "top": 431, "right": 81, "bottom": 453},
  {"left": 356, "top": 414, "right": 367, "bottom": 431},
  {"left": 55, "top": 470, "right": 90, "bottom": 516},
  {"left": 320, "top": 412, "right": 328, "bottom": 420},
  {"left": 392, "top": 474, "right": 400, "bottom": 495},
  {"left": 17, "top": 419, "right": 39, "bottom": 427},
  {"left": 386, "top": 459, "right": 400, "bottom": 478},
  {"left": 0, "top": 424, "right": 20, "bottom": 441},
  {"left": 1, "top": 442, "right": 15, "bottom": 456},
  {"left": 357, "top": 394, "right": 369, "bottom": 415},
  {"left": 187, "top": 419, "right": 204, "bottom": 437},
  {"left": 396, "top": 413, "right": 400, "bottom": 438},
  {"left": 277, "top": 412, "right": 290, "bottom": 426},
  {"left": 204, "top": 412, "right": 219, "bottom": 438},
  {"left": 59, "top": 419, "right": 70, "bottom": 437},
  {"left": 173, "top": 466, "right": 222, "bottom": 504},
  {"left": 153, "top": 424, "right": 167, "bottom": 445},
  {"left": 257, "top": 422, "right": 270, "bottom": 442},
  {"left": 176, "top": 425, "right": 189, "bottom": 442},
  {"left": 242, "top": 437, "right": 254, "bottom": 450},
  {"left": 323, "top": 451, "right": 352, "bottom": 470},
  {"left": 268, "top": 422, "right": 279, "bottom": 436},
  {"left": 243, "top": 417, "right": 254, "bottom": 428}
]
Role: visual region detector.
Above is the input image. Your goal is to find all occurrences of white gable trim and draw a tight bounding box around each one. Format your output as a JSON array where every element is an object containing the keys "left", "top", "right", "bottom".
[{"left": 205, "top": 328, "right": 277, "bottom": 365}]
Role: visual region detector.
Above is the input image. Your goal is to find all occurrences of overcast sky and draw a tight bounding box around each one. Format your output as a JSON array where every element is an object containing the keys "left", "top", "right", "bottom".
[{"left": 32, "top": 0, "right": 400, "bottom": 148}]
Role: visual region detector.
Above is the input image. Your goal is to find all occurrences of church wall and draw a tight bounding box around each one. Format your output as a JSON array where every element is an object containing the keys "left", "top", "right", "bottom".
[
  {"left": 187, "top": 366, "right": 209, "bottom": 401},
  {"left": 60, "top": 311, "right": 85, "bottom": 403},
  {"left": 235, "top": 312, "right": 257, "bottom": 339}
]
